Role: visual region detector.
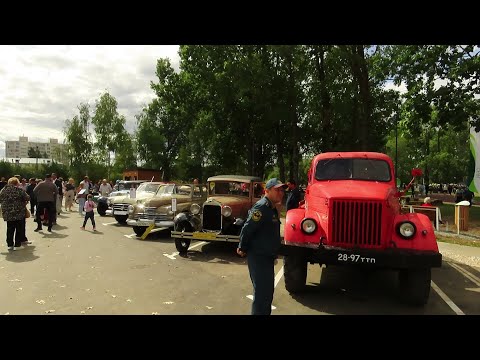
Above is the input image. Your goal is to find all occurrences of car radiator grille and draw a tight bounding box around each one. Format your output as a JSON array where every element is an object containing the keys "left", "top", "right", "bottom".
[
  {"left": 202, "top": 204, "right": 221, "bottom": 231},
  {"left": 135, "top": 207, "right": 169, "bottom": 221},
  {"left": 113, "top": 204, "right": 129, "bottom": 212},
  {"left": 331, "top": 200, "right": 383, "bottom": 248}
]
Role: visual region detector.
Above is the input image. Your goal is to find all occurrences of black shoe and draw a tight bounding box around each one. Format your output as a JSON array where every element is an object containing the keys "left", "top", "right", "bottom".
[
  {"left": 34, "top": 228, "right": 42, "bottom": 232},
  {"left": 47, "top": 227, "right": 52, "bottom": 232}
]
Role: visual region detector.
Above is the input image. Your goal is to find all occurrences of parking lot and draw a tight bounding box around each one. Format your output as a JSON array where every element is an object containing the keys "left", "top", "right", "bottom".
[{"left": 1, "top": 210, "right": 479, "bottom": 315}]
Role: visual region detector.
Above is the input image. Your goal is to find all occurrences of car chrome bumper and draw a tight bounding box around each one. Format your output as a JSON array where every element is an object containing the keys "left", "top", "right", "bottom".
[
  {"left": 127, "top": 219, "right": 175, "bottom": 228},
  {"left": 171, "top": 231, "right": 240, "bottom": 242}
]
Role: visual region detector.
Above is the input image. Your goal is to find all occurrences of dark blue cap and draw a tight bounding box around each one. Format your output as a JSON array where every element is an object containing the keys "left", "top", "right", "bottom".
[{"left": 265, "top": 178, "right": 288, "bottom": 190}]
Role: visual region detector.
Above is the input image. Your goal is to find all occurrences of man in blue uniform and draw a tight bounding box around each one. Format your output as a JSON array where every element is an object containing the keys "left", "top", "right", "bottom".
[{"left": 237, "top": 178, "right": 287, "bottom": 315}]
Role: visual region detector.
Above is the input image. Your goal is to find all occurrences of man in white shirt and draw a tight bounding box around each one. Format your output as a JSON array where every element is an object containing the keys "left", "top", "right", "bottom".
[{"left": 99, "top": 179, "right": 112, "bottom": 196}]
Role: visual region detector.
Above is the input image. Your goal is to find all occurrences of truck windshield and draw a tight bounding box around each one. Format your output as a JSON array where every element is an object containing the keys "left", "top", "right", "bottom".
[{"left": 315, "top": 158, "right": 391, "bottom": 182}]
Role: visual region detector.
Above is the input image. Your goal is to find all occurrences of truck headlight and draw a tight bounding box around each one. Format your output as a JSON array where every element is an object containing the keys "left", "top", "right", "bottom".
[
  {"left": 190, "top": 203, "right": 201, "bottom": 215},
  {"left": 128, "top": 205, "right": 134, "bottom": 214},
  {"left": 222, "top": 206, "right": 232, "bottom": 217},
  {"left": 397, "top": 221, "right": 416, "bottom": 239},
  {"left": 301, "top": 218, "right": 317, "bottom": 234}
]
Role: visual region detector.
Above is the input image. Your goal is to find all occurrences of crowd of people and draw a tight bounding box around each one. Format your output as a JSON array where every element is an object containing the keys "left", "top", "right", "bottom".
[{"left": 0, "top": 174, "right": 116, "bottom": 250}]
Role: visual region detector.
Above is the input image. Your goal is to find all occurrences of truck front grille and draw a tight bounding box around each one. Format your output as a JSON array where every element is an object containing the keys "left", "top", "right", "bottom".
[
  {"left": 331, "top": 200, "right": 382, "bottom": 248},
  {"left": 202, "top": 204, "right": 221, "bottom": 231}
]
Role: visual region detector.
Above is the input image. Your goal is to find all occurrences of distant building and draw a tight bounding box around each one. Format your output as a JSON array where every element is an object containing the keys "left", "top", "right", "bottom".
[
  {"left": 5, "top": 136, "right": 67, "bottom": 164},
  {"left": 123, "top": 168, "right": 163, "bottom": 181},
  {"left": 3, "top": 158, "right": 59, "bottom": 165}
]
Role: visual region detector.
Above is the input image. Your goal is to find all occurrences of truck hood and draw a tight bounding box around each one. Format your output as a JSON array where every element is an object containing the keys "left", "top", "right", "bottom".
[{"left": 308, "top": 181, "right": 396, "bottom": 202}]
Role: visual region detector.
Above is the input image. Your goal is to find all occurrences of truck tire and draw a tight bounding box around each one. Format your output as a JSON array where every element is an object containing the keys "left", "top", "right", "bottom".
[
  {"left": 114, "top": 215, "right": 128, "bottom": 224},
  {"left": 398, "top": 268, "right": 431, "bottom": 306},
  {"left": 133, "top": 226, "right": 147, "bottom": 237},
  {"left": 283, "top": 254, "right": 307, "bottom": 293},
  {"left": 174, "top": 221, "right": 192, "bottom": 254}
]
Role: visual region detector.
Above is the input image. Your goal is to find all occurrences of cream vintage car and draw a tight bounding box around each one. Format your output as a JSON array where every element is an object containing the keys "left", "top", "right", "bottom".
[
  {"left": 171, "top": 175, "right": 265, "bottom": 253},
  {"left": 110, "top": 182, "right": 164, "bottom": 224},
  {"left": 126, "top": 182, "right": 207, "bottom": 237}
]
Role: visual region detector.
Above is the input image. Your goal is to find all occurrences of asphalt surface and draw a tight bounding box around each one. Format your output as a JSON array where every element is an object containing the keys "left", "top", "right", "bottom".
[{"left": 0, "top": 211, "right": 479, "bottom": 315}]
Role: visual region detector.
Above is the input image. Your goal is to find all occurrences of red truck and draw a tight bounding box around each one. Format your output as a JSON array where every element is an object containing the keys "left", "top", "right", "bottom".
[{"left": 281, "top": 152, "right": 442, "bottom": 306}]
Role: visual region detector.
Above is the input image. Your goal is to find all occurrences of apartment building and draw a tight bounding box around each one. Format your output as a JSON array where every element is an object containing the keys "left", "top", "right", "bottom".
[{"left": 5, "top": 136, "right": 67, "bottom": 164}]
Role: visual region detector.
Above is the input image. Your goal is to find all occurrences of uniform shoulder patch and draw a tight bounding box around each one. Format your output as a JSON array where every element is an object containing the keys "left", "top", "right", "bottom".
[{"left": 251, "top": 209, "right": 262, "bottom": 222}]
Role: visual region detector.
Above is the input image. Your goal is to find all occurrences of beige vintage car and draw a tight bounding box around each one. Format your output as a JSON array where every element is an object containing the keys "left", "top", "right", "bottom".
[
  {"left": 126, "top": 183, "right": 207, "bottom": 237},
  {"left": 171, "top": 175, "right": 265, "bottom": 253},
  {"left": 111, "top": 182, "right": 164, "bottom": 224}
]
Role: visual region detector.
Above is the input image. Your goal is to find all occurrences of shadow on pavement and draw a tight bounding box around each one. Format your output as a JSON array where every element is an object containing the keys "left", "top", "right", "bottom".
[
  {"left": 40, "top": 232, "right": 68, "bottom": 239},
  {"left": 179, "top": 242, "right": 245, "bottom": 265},
  {"left": 2, "top": 245, "right": 40, "bottom": 263},
  {"left": 136, "top": 229, "right": 173, "bottom": 243},
  {"left": 286, "top": 266, "right": 436, "bottom": 315}
]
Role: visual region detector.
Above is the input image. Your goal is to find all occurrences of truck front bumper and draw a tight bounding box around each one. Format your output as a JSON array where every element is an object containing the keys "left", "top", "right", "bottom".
[{"left": 279, "top": 243, "right": 442, "bottom": 269}]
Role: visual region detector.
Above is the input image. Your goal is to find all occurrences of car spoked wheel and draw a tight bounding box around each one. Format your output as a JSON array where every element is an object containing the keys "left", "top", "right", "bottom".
[{"left": 174, "top": 222, "right": 192, "bottom": 253}]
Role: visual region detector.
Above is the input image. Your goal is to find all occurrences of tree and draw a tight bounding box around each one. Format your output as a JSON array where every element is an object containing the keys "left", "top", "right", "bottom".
[
  {"left": 91, "top": 91, "right": 130, "bottom": 178},
  {"left": 27, "top": 146, "right": 42, "bottom": 158},
  {"left": 63, "top": 103, "right": 94, "bottom": 180}
]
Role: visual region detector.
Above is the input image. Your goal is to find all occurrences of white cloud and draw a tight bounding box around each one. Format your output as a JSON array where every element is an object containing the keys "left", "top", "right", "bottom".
[{"left": 0, "top": 45, "right": 180, "bottom": 158}]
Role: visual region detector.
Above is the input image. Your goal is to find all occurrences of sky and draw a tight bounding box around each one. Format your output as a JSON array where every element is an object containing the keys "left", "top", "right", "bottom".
[{"left": 0, "top": 45, "right": 181, "bottom": 158}]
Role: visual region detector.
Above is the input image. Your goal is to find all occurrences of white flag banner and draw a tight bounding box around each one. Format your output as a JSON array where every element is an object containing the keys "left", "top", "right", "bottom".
[{"left": 469, "top": 126, "right": 480, "bottom": 194}]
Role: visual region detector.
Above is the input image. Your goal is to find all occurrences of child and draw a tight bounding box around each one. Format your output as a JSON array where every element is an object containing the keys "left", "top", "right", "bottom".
[{"left": 81, "top": 194, "right": 97, "bottom": 231}]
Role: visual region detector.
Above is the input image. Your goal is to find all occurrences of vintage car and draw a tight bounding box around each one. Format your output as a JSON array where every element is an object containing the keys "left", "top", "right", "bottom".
[
  {"left": 126, "top": 183, "right": 207, "bottom": 237},
  {"left": 110, "top": 181, "right": 164, "bottom": 223},
  {"left": 171, "top": 175, "right": 265, "bottom": 253},
  {"left": 281, "top": 152, "right": 442, "bottom": 306},
  {"left": 96, "top": 180, "right": 148, "bottom": 216}
]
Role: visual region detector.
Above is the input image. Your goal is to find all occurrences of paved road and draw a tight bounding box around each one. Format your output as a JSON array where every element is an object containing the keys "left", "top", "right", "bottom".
[{"left": 0, "top": 211, "right": 479, "bottom": 315}]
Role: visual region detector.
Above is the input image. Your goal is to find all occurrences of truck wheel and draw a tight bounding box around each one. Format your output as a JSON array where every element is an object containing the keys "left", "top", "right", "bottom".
[
  {"left": 283, "top": 254, "right": 307, "bottom": 293},
  {"left": 97, "top": 202, "right": 107, "bottom": 216},
  {"left": 398, "top": 268, "right": 431, "bottom": 306},
  {"left": 174, "top": 222, "right": 192, "bottom": 253},
  {"left": 114, "top": 215, "right": 128, "bottom": 224},
  {"left": 133, "top": 226, "right": 147, "bottom": 237}
]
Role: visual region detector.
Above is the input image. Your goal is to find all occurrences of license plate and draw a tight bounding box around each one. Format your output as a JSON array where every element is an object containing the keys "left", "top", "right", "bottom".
[
  {"left": 337, "top": 253, "right": 376, "bottom": 264},
  {"left": 136, "top": 220, "right": 153, "bottom": 227},
  {"left": 114, "top": 211, "right": 128, "bottom": 215},
  {"left": 192, "top": 232, "right": 216, "bottom": 240}
]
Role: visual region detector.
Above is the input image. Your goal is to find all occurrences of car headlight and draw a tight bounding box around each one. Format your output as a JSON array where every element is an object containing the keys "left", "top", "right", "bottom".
[
  {"left": 128, "top": 205, "right": 134, "bottom": 214},
  {"left": 397, "top": 221, "right": 416, "bottom": 239},
  {"left": 190, "top": 203, "right": 201, "bottom": 215},
  {"left": 222, "top": 206, "right": 232, "bottom": 217},
  {"left": 301, "top": 218, "right": 317, "bottom": 234}
]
